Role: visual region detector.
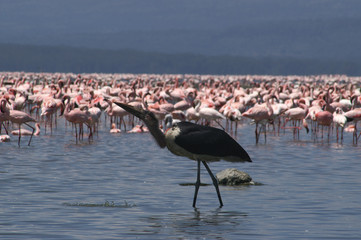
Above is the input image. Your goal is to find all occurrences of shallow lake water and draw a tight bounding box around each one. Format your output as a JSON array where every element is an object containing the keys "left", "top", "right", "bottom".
[{"left": 1, "top": 117, "right": 361, "bottom": 239}]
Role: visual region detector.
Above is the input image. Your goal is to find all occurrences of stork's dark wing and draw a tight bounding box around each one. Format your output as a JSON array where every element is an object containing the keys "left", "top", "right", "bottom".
[{"left": 175, "top": 122, "right": 251, "bottom": 162}]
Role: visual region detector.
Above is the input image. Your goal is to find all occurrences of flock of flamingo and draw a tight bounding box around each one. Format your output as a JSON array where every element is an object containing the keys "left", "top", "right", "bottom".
[{"left": 1, "top": 71, "right": 361, "bottom": 146}]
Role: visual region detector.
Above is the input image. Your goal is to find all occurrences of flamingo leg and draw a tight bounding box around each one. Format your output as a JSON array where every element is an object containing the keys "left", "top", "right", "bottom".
[
  {"left": 321, "top": 125, "right": 324, "bottom": 138},
  {"left": 335, "top": 126, "right": 338, "bottom": 142},
  {"left": 1, "top": 122, "right": 8, "bottom": 134},
  {"left": 341, "top": 127, "right": 344, "bottom": 141},
  {"left": 356, "top": 124, "right": 358, "bottom": 144},
  {"left": 44, "top": 117, "right": 47, "bottom": 134},
  {"left": 86, "top": 124, "right": 93, "bottom": 141},
  {"left": 18, "top": 124, "right": 21, "bottom": 147},
  {"left": 74, "top": 123, "right": 78, "bottom": 143},
  {"left": 55, "top": 112, "right": 58, "bottom": 129},
  {"left": 79, "top": 124, "right": 83, "bottom": 140},
  {"left": 50, "top": 114, "right": 53, "bottom": 133},
  {"left": 193, "top": 160, "right": 201, "bottom": 208},
  {"left": 122, "top": 117, "right": 127, "bottom": 131},
  {"left": 327, "top": 126, "right": 331, "bottom": 141},
  {"left": 263, "top": 124, "right": 267, "bottom": 142},
  {"left": 255, "top": 122, "right": 259, "bottom": 144},
  {"left": 202, "top": 161, "right": 223, "bottom": 208},
  {"left": 297, "top": 120, "right": 300, "bottom": 138},
  {"left": 24, "top": 122, "right": 35, "bottom": 146}
]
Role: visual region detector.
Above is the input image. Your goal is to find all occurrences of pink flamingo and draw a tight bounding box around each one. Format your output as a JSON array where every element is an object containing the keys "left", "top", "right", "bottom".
[
  {"left": 158, "top": 97, "right": 174, "bottom": 113},
  {"left": 282, "top": 99, "right": 309, "bottom": 137},
  {"left": 333, "top": 107, "right": 347, "bottom": 141},
  {"left": 0, "top": 134, "right": 10, "bottom": 142},
  {"left": 194, "top": 99, "right": 225, "bottom": 127},
  {"left": 60, "top": 98, "right": 92, "bottom": 143},
  {"left": 127, "top": 124, "right": 149, "bottom": 133},
  {"left": 142, "top": 96, "right": 168, "bottom": 122},
  {"left": 40, "top": 97, "right": 62, "bottom": 133},
  {"left": 242, "top": 101, "right": 273, "bottom": 143},
  {"left": 110, "top": 123, "right": 121, "bottom": 133},
  {"left": 105, "top": 99, "right": 129, "bottom": 130},
  {"left": 315, "top": 110, "right": 333, "bottom": 139},
  {"left": 306, "top": 104, "right": 323, "bottom": 134},
  {"left": 185, "top": 107, "right": 200, "bottom": 122},
  {"left": 222, "top": 105, "right": 242, "bottom": 134},
  {"left": 11, "top": 91, "right": 27, "bottom": 111},
  {"left": 0, "top": 98, "right": 10, "bottom": 134},
  {"left": 344, "top": 108, "right": 361, "bottom": 144},
  {"left": 8, "top": 109, "right": 37, "bottom": 146},
  {"left": 169, "top": 78, "right": 186, "bottom": 102},
  {"left": 174, "top": 98, "right": 192, "bottom": 111}
]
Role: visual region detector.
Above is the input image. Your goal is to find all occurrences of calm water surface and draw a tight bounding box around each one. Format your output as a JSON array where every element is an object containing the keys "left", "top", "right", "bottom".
[{"left": 1, "top": 118, "right": 361, "bottom": 239}]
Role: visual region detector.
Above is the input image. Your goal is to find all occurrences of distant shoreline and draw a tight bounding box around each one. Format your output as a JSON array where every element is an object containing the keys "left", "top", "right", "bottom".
[{"left": 1, "top": 43, "right": 360, "bottom": 76}]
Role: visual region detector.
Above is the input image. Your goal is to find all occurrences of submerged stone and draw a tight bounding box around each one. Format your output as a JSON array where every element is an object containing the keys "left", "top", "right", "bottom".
[{"left": 216, "top": 168, "right": 252, "bottom": 186}]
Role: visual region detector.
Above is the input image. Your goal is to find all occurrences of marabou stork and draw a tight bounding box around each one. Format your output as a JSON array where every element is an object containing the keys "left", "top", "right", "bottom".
[{"left": 115, "top": 102, "right": 252, "bottom": 208}]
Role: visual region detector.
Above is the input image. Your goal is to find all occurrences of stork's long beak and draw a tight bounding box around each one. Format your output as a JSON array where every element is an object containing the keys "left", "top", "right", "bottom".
[
  {"left": 114, "top": 101, "right": 167, "bottom": 149},
  {"left": 113, "top": 102, "right": 147, "bottom": 121}
]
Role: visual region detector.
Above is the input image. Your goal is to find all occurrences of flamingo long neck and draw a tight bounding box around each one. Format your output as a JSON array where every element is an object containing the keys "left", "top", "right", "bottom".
[
  {"left": 0, "top": 99, "right": 10, "bottom": 115},
  {"left": 107, "top": 101, "right": 113, "bottom": 115},
  {"left": 299, "top": 103, "right": 309, "bottom": 116},
  {"left": 63, "top": 103, "right": 73, "bottom": 118},
  {"left": 266, "top": 100, "right": 273, "bottom": 117}
]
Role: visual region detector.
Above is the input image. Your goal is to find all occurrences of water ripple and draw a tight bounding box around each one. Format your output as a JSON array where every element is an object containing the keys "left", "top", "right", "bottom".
[{"left": 1, "top": 118, "right": 361, "bottom": 239}]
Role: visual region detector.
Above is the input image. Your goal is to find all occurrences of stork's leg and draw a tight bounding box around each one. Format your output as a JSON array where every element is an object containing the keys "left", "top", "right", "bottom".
[
  {"left": 202, "top": 161, "right": 224, "bottom": 208},
  {"left": 24, "top": 122, "right": 35, "bottom": 146},
  {"left": 193, "top": 160, "right": 201, "bottom": 208}
]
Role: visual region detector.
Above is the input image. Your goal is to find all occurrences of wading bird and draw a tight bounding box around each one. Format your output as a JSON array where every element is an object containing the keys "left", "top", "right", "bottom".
[
  {"left": 114, "top": 102, "right": 251, "bottom": 208},
  {"left": 6, "top": 106, "right": 37, "bottom": 146},
  {"left": 344, "top": 108, "right": 361, "bottom": 144}
]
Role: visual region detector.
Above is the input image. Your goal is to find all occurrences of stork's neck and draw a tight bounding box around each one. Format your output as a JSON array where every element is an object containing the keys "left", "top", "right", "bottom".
[{"left": 146, "top": 122, "right": 167, "bottom": 149}]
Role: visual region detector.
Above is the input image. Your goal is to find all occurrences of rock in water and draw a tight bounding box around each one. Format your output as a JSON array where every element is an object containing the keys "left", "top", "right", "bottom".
[{"left": 216, "top": 168, "right": 252, "bottom": 186}]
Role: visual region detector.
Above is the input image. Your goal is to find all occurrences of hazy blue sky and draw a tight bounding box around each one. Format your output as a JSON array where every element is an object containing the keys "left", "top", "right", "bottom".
[{"left": 1, "top": 0, "right": 360, "bottom": 59}]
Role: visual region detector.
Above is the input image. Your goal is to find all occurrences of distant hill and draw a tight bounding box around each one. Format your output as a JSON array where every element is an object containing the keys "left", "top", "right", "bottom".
[{"left": 1, "top": 44, "right": 360, "bottom": 75}]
